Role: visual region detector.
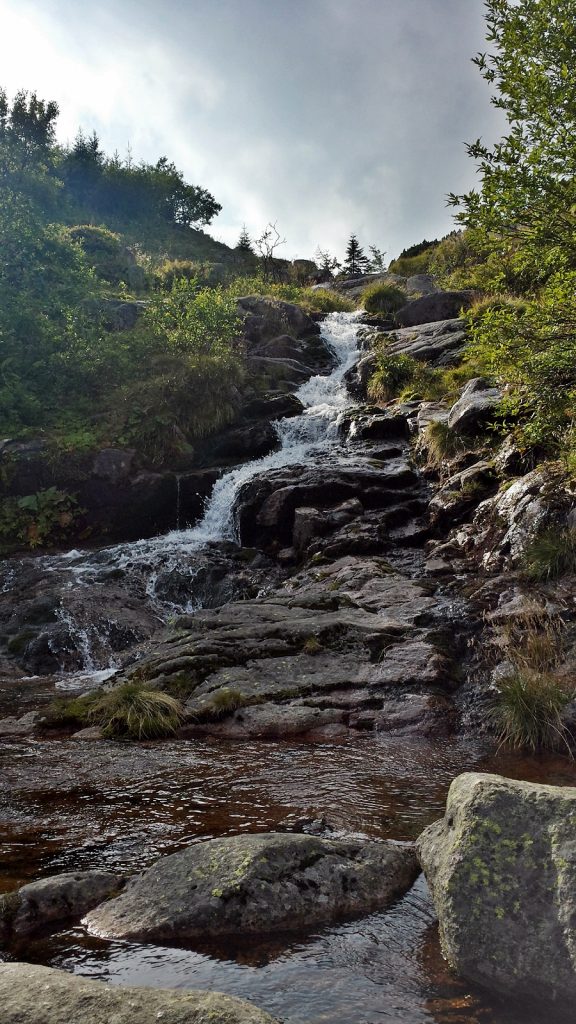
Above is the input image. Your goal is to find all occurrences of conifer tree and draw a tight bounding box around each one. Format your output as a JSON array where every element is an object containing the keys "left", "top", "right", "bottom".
[
  {"left": 343, "top": 234, "right": 369, "bottom": 276},
  {"left": 236, "top": 224, "right": 254, "bottom": 253}
]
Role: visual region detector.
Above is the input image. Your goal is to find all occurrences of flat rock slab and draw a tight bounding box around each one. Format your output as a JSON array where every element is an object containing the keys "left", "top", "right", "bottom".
[
  {"left": 417, "top": 772, "right": 576, "bottom": 1003},
  {"left": 85, "top": 832, "right": 418, "bottom": 943},
  {"left": 0, "top": 963, "right": 278, "bottom": 1024}
]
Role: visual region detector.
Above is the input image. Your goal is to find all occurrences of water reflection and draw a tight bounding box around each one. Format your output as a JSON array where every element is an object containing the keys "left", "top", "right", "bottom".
[{"left": 2, "top": 733, "right": 576, "bottom": 1023}]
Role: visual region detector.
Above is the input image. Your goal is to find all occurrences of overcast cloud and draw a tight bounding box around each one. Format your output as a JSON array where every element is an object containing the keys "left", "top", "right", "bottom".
[{"left": 0, "top": 0, "right": 503, "bottom": 261}]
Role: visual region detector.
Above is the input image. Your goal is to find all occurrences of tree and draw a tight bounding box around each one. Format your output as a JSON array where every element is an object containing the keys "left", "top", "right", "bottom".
[
  {"left": 449, "top": 0, "right": 576, "bottom": 289},
  {"left": 254, "top": 222, "right": 286, "bottom": 280},
  {"left": 236, "top": 224, "right": 254, "bottom": 253},
  {"left": 314, "top": 246, "right": 340, "bottom": 277},
  {"left": 367, "top": 245, "right": 387, "bottom": 272},
  {"left": 342, "top": 234, "right": 369, "bottom": 276}
]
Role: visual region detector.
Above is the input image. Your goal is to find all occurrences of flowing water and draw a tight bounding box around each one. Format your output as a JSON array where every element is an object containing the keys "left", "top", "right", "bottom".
[
  {"left": 2, "top": 312, "right": 575, "bottom": 1022},
  {"left": 2, "top": 734, "right": 576, "bottom": 1023}
]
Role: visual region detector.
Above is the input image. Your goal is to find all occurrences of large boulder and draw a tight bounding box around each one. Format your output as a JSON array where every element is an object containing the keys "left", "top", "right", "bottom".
[
  {"left": 0, "top": 963, "right": 278, "bottom": 1024},
  {"left": 85, "top": 832, "right": 418, "bottom": 942},
  {"left": 447, "top": 377, "right": 503, "bottom": 435},
  {"left": 385, "top": 318, "right": 467, "bottom": 367},
  {"left": 0, "top": 871, "right": 121, "bottom": 946},
  {"left": 396, "top": 290, "right": 474, "bottom": 327},
  {"left": 417, "top": 772, "right": 576, "bottom": 1003},
  {"left": 237, "top": 296, "right": 320, "bottom": 346}
]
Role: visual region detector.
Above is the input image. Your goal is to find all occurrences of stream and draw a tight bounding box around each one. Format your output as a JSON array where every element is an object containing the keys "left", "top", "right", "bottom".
[{"left": 2, "top": 312, "right": 576, "bottom": 1023}]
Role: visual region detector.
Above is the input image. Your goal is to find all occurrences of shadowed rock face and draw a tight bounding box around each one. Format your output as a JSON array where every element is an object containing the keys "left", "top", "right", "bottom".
[
  {"left": 85, "top": 832, "right": 419, "bottom": 943},
  {"left": 417, "top": 772, "right": 576, "bottom": 1003},
  {"left": 0, "top": 963, "right": 279, "bottom": 1024}
]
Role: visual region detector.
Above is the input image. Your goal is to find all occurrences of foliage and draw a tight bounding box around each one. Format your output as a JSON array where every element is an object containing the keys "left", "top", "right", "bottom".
[
  {"left": 226, "top": 274, "right": 353, "bottom": 313},
  {"left": 465, "top": 272, "right": 576, "bottom": 448},
  {"left": 235, "top": 225, "right": 254, "bottom": 254},
  {"left": 0, "top": 487, "right": 81, "bottom": 550},
  {"left": 153, "top": 258, "right": 227, "bottom": 291},
  {"left": 387, "top": 252, "right": 431, "bottom": 277},
  {"left": 361, "top": 282, "right": 406, "bottom": 315},
  {"left": 368, "top": 353, "right": 421, "bottom": 402},
  {"left": 198, "top": 687, "right": 247, "bottom": 719},
  {"left": 522, "top": 528, "right": 576, "bottom": 581},
  {"left": 65, "top": 224, "right": 130, "bottom": 284},
  {"left": 449, "top": 0, "right": 576, "bottom": 289},
  {"left": 87, "top": 683, "right": 186, "bottom": 739}
]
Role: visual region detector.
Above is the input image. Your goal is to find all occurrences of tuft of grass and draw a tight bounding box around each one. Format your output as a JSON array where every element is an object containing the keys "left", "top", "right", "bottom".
[
  {"left": 493, "top": 670, "right": 574, "bottom": 753},
  {"left": 491, "top": 610, "right": 575, "bottom": 753},
  {"left": 302, "top": 636, "right": 323, "bottom": 654},
  {"left": 361, "top": 282, "right": 406, "bottom": 315},
  {"left": 87, "top": 683, "right": 186, "bottom": 739},
  {"left": 199, "top": 686, "right": 247, "bottom": 719},
  {"left": 522, "top": 528, "right": 576, "bottom": 582},
  {"left": 421, "top": 420, "right": 468, "bottom": 468}
]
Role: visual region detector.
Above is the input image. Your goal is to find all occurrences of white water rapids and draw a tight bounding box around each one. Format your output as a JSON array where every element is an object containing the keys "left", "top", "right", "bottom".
[
  {"left": 16, "top": 312, "right": 363, "bottom": 678},
  {"left": 61, "top": 310, "right": 363, "bottom": 582}
]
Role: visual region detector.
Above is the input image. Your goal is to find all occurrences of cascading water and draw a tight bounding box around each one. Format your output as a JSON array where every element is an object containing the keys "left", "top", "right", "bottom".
[{"left": 7, "top": 312, "right": 363, "bottom": 675}]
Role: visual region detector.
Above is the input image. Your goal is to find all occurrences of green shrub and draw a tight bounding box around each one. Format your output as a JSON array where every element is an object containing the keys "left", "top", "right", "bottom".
[
  {"left": 387, "top": 252, "right": 432, "bottom": 276},
  {"left": 368, "top": 354, "right": 420, "bottom": 402},
  {"left": 465, "top": 271, "right": 576, "bottom": 450},
  {"left": 0, "top": 487, "right": 81, "bottom": 551},
  {"left": 361, "top": 282, "right": 406, "bottom": 315},
  {"left": 87, "top": 683, "right": 186, "bottom": 739},
  {"left": 522, "top": 528, "right": 576, "bottom": 581},
  {"left": 66, "top": 224, "right": 128, "bottom": 285}
]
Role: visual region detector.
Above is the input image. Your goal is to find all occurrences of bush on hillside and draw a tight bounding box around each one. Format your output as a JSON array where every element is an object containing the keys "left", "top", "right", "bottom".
[
  {"left": 66, "top": 224, "right": 129, "bottom": 285},
  {"left": 361, "top": 282, "right": 406, "bottom": 315}
]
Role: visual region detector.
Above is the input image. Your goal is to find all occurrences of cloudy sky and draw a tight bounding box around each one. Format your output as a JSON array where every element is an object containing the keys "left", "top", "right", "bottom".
[{"left": 0, "top": 0, "right": 503, "bottom": 261}]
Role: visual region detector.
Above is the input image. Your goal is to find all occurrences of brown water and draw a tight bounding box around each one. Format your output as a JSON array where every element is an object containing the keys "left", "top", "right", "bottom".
[{"left": 1, "top": 733, "right": 575, "bottom": 1023}]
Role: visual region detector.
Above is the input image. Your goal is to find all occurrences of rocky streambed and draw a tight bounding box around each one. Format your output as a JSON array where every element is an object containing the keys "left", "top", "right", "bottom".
[{"left": 2, "top": 306, "right": 576, "bottom": 1022}]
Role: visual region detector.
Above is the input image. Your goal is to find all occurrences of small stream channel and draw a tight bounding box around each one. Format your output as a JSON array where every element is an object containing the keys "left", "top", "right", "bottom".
[{"left": 2, "top": 313, "right": 576, "bottom": 1022}]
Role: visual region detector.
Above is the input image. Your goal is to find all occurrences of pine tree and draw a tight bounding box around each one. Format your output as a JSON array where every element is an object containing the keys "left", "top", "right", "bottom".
[
  {"left": 343, "top": 234, "right": 369, "bottom": 276},
  {"left": 236, "top": 224, "right": 254, "bottom": 253}
]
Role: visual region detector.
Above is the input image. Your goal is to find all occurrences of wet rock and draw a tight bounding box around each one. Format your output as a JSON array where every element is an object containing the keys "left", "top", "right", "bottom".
[
  {"left": 429, "top": 460, "right": 497, "bottom": 524},
  {"left": 240, "top": 393, "right": 304, "bottom": 420},
  {"left": 349, "top": 693, "right": 454, "bottom": 736},
  {"left": 396, "top": 292, "right": 474, "bottom": 328},
  {"left": 343, "top": 351, "right": 377, "bottom": 400},
  {"left": 0, "top": 711, "right": 38, "bottom": 738},
  {"left": 0, "top": 871, "right": 121, "bottom": 945},
  {"left": 208, "top": 421, "right": 279, "bottom": 462},
  {"left": 188, "top": 701, "right": 345, "bottom": 739},
  {"left": 71, "top": 726, "right": 104, "bottom": 741},
  {"left": 0, "top": 963, "right": 278, "bottom": 1024},
  {"left": 85, "top": 832, "right": 419, "bottom": 942},
  {"left": 447, "top": 378, "right": 503, "bottom": 435},
  {"left": 348, "top": 412, "right": 411, "bottom": 441},
  {"left": 417, "top": 772, "right": 576, "bottom": 1003},
  {"left": 385, "top": 318, "right": 467, "bottom": 367}
]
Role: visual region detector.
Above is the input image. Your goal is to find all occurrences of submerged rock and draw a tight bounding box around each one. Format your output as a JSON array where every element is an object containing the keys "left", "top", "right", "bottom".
[
  {"left": 417, "top": 772, "right": 576, "bottom": 1003},
  {"left": 0, "top": 963, "right": 278, "bottom": 1024},
  {"left": 0, "top": 871, "right": 121, "bottom": 946},
  {"left": 85, "top": 832, "right": 418, "bottom": 942}
]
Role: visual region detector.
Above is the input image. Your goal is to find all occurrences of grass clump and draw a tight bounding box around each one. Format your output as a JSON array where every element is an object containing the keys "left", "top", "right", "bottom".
[
  {"left": 494, "top": 671, "right": 574, "bottom": 753},
  {"left": 199, "top": 686, "right": 247, "bottom": 719},
  {"left": 491, "top": 611, "right": 575, "bottom": 753},
  {"left": 87, "top": 682, "right": 186, "bottom": 739},
  {"left": 361, "top": 282, "right": 406, "bottom": 316},
  {"left": 522, "top": 528, "right": 576, "bottom": 582},
  {"left": 420, "top": 420, "right": 468, "bottom": 468}
]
